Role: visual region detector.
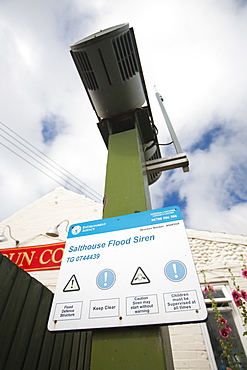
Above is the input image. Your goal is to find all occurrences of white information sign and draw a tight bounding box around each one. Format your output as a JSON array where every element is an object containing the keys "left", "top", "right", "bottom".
[{"left": 48, "top": 207, "right": 207, "bottom": 331}]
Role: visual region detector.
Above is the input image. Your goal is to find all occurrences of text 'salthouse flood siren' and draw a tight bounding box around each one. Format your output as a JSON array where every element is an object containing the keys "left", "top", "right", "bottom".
[
  {"left": 70, "top": 23, "right": 162, "bottom": 185},
  {"left": 70, "top": 23, "right": 189, "bottom": 184}
]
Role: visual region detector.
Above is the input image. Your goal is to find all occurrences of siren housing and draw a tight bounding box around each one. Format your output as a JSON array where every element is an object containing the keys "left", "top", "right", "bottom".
[{"left": 70, "top": 23, "right": 161, "bottom": 184}]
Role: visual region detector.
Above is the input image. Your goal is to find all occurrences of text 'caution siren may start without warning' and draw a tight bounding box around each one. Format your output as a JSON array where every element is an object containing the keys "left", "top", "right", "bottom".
[{"left": 48, "top": 207, "right": 207, "bottom": 331}]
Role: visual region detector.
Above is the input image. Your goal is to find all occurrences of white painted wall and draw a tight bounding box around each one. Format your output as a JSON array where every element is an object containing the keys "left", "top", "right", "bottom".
[{"left": 0, "top": 187, "right": 103, "bottom": 290}]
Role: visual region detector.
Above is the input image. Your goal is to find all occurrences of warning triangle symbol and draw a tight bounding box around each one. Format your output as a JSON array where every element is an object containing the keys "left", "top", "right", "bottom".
[
  {"left": 63, "top": 275, "right": 80, "bottom": 292},
  {"left": 131, "top": 267, "right": 150, "bottom": 285}
]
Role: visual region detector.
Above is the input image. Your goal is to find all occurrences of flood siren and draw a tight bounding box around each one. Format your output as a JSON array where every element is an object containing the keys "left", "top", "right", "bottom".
[{"left": 70, "top": 23, "right": 161, "bottom": 184}]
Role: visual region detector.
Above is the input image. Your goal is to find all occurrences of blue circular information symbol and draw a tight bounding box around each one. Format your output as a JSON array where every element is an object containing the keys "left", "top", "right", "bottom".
[
  {"left": 165, "top": 260, "right": 187, "bottom": 282},
  {"left": 96, "top": 269, "right": 116, "bottom": 290}
]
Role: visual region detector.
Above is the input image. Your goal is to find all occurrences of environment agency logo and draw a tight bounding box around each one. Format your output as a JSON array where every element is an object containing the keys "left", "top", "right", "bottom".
[{"left": 71, "top": 225, "right": 81, "bottom": 235}]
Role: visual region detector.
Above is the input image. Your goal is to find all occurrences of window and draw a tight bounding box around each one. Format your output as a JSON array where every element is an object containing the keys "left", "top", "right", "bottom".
[{"left": 201, "top": 284, "right": 247, "bottom": 370}]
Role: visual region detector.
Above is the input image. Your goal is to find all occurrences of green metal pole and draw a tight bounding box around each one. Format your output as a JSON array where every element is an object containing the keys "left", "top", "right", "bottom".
[
  {"left": 102, "top": 127, "right": 151, "bottom": 218},
  {"left": 90, "top": 127, "right": 172, "bottom": 369}
]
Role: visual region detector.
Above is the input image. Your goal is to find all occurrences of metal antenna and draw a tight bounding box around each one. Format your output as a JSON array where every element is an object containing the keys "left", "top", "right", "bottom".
[
  {"left": 155, "top": 86, "right": 183, "bottom": 154},
  {"left": 145, "top": 88, "right": 189, "bottom": 175}
]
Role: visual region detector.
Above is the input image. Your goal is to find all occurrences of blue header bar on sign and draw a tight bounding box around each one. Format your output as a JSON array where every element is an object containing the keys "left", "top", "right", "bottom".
[{"left": 67, "top": 206, "right": 182, "bottom": 239}]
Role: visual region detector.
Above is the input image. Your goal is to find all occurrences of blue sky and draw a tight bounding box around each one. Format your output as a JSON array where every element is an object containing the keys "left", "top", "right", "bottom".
[
  {"left": 190, "top": 125, "right": 226, "bottom": 153},
  {"left": 41, "top": 114, "right": 67, "bottom": 143},
  {"left": 161, "top": 121, "right": 247, "bottom": 228},
  {"left": 0, "top": 0, "right": 247, "bottom": 235}
]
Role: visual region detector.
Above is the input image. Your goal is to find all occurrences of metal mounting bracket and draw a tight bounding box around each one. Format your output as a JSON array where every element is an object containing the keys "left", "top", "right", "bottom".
[{"left": 145, "top": 153, "right": 189, "bottom": 174}]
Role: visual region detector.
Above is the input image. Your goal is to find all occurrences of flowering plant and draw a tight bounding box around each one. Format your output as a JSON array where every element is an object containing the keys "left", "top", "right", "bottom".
[
  {"left": 202, "top": 272, "right": 245, "bottom": 369},
  {"left": 228, "top": 255, "right": 247, "bottom": 337}
]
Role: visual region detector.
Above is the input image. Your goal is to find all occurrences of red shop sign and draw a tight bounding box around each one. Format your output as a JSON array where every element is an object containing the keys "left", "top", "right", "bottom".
[{"left": 0, "top": 242, "right": 65, "bottom": 272}]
